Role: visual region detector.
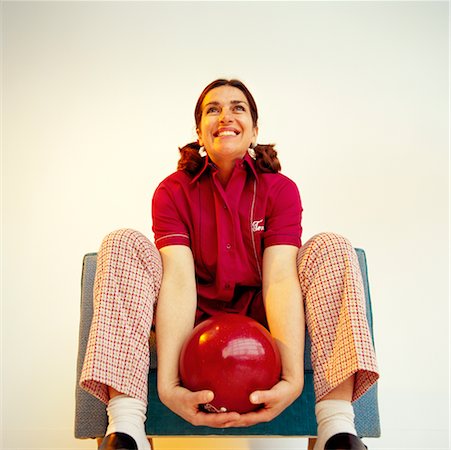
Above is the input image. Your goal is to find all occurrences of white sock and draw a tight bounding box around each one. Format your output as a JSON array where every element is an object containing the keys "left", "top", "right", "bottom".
[
  {"left": 105, "top": 394, "right": 151, "bottom": 450},
  {"left": 314, "top": 400, "right": 357, "bottom": 450}
]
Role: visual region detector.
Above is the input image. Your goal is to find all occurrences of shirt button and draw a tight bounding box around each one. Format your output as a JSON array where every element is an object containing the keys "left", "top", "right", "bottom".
[
  {"left": 226, "top": 243, "right": 232, "bottom": 250},
  {"left": 223, "top": 204, "right": 227, "bottom": 209},
  {"left": 225, "top": 283, "right": 231, "bottom": 289}
]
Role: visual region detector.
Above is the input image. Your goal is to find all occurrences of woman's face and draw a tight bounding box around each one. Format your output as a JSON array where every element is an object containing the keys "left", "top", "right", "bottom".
[{"left": 197, "top": 85, "right": 258, "bottom": 166}]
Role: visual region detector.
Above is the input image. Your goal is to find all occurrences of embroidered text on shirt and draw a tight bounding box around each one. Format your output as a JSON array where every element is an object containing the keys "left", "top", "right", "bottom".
[{"left": 252, "top": 219, "right": 265, "bottom": 232}]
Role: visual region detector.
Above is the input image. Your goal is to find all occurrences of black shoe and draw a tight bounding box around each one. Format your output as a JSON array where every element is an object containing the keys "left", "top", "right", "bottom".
[
  {"left": 98, "top": 432, "right": 138, "bottom": 450},
  {"left": 324, "top": 433, "right": 368, "bottom": 450}
]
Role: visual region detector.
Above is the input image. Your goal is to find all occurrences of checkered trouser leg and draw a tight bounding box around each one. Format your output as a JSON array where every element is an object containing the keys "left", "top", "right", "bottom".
[
  {"left": 80, "top": 229, "right": 162, "bottom": 405},
  {"left": 297, "top": 233, "right": 379, "bottom": 402}
]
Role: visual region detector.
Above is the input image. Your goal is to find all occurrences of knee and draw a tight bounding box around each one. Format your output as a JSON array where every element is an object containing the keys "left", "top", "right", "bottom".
[
  {"left": 101, "top": 228, "right": 155, "bottom": 253},
  {"left": 308, "top": 232, "right": 354, "bottom": 256}
]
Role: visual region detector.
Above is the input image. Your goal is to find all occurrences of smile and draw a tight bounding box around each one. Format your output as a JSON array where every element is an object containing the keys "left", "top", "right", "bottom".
[{"left": 214, "top": 128, "right": 240, "bottom": 137}]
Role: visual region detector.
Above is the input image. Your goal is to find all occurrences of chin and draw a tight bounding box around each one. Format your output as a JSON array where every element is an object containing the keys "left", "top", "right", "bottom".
[{"left": 214, "top": 147, "right": 247, "bottom": 158}]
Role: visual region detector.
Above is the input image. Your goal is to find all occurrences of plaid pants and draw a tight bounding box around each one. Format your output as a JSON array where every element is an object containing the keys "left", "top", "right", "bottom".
[{"left": 80, "top": 229, "right": 378, "bottom": 405}]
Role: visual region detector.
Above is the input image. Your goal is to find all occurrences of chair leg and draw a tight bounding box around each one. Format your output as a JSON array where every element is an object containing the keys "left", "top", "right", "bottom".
[
  {"left": 97, "top": 438, "right": 102, "bottom": 448},
  {"left": 308, "top": 437, "right": 317, "bottom": 450}
]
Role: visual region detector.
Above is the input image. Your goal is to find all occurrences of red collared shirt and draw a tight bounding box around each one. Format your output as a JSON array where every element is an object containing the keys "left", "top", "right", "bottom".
[{"left": 152, "top": 153, "right": 303, "bottom": 326}]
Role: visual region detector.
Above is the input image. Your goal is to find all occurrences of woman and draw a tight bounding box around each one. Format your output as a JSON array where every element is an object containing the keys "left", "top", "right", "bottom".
[{"left": 80, "top": 79, "right": 379, "bottom": 450}]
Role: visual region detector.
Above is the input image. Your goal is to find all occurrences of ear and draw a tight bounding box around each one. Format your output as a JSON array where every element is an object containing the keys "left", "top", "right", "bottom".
[
  {"left": 196, "top": 128, "right": 203, "bottom": 147},
  {"left": 252, "top": 126, "right": 259, "bottom": 146}
]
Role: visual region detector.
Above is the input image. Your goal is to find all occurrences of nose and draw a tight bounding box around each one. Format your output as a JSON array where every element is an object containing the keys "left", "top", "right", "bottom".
[{"left": 219, "top": 107, "right": 233, "bottom": 123}]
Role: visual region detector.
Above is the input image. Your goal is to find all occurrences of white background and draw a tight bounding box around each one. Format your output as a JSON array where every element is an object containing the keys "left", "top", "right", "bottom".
[{"left": 2, "top": 1, "right": 449, "bottom": 449}]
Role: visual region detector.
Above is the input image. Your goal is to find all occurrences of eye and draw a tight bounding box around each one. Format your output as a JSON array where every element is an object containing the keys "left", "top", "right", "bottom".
[
  {"left": 205, "top": 106, "right": 220, "bottom": 114},
  {"left": 234, "top": 104, "right": 246, "bottom": 112}
]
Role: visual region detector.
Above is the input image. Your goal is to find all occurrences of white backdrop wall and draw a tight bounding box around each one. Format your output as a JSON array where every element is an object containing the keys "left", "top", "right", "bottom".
[{"left": 2, "top": 2, "right": 449, "bottom": 449}]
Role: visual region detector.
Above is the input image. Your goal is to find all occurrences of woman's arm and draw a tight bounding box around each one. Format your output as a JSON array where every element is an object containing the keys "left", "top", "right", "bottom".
[
  {"left": 263, "top": 244, "right": 304, "bottom": 390},
  {"left": 156, "top": 245, "right": 240, "bottom": 427},
  {"left": 231, "top": 244, "right": 304, "bottom": 426},
  {"left": 156, "top": 245, "right": 197, "bottom": 399}
]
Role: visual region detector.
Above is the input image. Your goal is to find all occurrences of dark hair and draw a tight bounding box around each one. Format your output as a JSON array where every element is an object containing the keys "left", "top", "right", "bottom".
[{"left": 177, "top": 79, "right": 281, "bottom": 174}]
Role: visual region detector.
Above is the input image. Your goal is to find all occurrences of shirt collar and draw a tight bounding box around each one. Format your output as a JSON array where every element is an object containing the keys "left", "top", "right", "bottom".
[
  {"left": 242, "top": 151, "right": 259, "bottom": 179},
  {"left": 190, "top": 151, "right": 258, "bottom": 184}
]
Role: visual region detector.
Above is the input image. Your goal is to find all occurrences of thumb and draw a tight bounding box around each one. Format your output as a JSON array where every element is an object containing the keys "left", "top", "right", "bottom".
[
  {"left": 250, "top": 390, "right": 272, "bottom": 405},
  {"left": 193, "top": 390, "right": 214, "bottom": 404}
]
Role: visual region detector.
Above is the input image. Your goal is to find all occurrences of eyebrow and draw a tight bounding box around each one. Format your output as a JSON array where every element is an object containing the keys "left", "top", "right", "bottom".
[{"left": 204, "top": 100, "right": 249, "bottom": 107}]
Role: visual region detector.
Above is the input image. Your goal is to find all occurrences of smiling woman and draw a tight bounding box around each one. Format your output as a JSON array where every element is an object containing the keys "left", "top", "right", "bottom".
[
  {"left": 2, "top": 0, "right": 447, "bottom": 448},
  {"left": 80, "top": 78, "right": 379, "bottom": 450}
]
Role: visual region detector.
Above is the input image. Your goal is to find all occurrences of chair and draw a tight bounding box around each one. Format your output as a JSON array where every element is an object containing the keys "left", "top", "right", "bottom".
[{"left": 75, "top": 249, "right": 380, "bottom": 447}]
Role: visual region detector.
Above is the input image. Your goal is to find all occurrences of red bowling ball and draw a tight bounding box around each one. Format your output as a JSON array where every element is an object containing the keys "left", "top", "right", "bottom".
[{"left": 179, "top": 313, "right": 281, "bottom": 414}]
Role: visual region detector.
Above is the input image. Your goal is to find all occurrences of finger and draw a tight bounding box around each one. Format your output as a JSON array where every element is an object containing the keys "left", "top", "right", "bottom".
[
  {"left": 189, "top": 389, "right": 214, "bottom": 406},
  {"left": 249, "top": 389, "right": 277, "bottom": 405},
  {"left": 195, "top": 411, "right": 241, "bottom": 428},
  {"left": 230, "top": 409, "right": 274, "bottom": 427}
]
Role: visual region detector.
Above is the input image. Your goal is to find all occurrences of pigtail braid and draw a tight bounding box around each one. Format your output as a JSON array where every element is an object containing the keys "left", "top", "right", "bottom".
[
  {"left": 177, "top": 142, "right": 204, "bottom": 174},
  {"left": 254, "top": 144, "right": 281, "bottom": 173}
]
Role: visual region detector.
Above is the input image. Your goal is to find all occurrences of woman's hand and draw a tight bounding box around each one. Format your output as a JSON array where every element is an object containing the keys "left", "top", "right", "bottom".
[
  {"left": 158, "top": 384, "right": 241, "bottom": 428},
  {"left": 159, "top": 375, "right": 302, "bottom": 428},
  {"left": 226, "top": 377, "right": 304, "bottom": 428}
]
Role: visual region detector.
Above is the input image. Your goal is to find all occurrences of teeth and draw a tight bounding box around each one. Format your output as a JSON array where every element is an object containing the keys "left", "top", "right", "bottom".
[{"left": 217, "top": 130, "right": 237, "bottom": 137}]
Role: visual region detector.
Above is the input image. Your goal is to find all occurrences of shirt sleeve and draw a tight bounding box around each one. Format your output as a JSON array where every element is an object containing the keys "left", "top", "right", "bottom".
[
  {"left": 152, "top": 180, "right": 190, "bottom": 250},
  {"left": 263, "top": 177, "right": 303, "bottom": 248}
]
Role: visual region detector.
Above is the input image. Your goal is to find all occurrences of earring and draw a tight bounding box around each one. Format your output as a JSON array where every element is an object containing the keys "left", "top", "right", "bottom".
[
  {"left": 247, "top": 144, "right": 257, "bottom": 159},
  {"left": 198, "top": 146, "right": 207, "bottom": 157}
]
